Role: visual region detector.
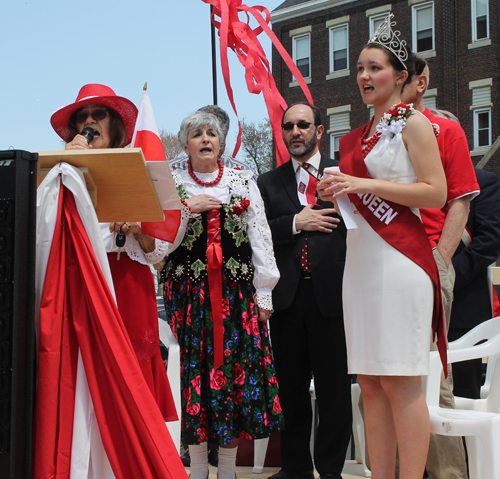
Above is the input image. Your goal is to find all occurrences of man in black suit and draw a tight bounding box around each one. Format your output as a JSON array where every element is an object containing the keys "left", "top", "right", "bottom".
[
  {"left": 449, "top": 168, "right": 500, "bottom": 399},
  {"left": 257, "top": 103, "right": 351, "bottom": 479}
]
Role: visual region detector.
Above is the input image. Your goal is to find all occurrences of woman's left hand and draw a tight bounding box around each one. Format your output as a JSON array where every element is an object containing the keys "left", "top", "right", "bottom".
[
  {"left": 109, "top": 222, "right": 142, "bottom": 237},
  {"left": 318, "top": 172, "right": 372, "bottom": 200},
  {"left": 257, "top": 306, "right": 273, "bottom": 322}
]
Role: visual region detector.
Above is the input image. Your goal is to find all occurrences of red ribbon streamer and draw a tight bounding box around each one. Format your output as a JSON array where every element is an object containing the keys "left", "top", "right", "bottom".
[{"left": 202, "top": 0, "right": 315, "bottom": 166}]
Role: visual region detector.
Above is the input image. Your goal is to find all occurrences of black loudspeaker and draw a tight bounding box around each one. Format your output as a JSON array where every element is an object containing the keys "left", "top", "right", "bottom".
[{"left": 0, "top": 150, "right": 37, "bottom": 478}]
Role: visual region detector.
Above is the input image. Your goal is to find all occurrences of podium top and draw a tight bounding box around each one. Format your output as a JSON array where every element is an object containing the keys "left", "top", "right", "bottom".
[{"left": 36, "top": 148, "right": 164, "bottom": 222}]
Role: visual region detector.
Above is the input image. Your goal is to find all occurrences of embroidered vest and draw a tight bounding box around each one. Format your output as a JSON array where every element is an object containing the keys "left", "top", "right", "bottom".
[{"left": 160, "top": 206, "right": 254, "bottom": 284}]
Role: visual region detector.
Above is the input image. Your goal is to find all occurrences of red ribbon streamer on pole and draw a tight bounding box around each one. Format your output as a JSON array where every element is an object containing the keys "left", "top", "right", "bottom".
[{"left": 203, "top": 0, "right": 315, "bottom": 166}]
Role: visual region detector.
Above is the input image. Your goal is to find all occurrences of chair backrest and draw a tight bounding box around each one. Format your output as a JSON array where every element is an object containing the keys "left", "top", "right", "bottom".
[
  {"left": 449, "top": 316, "right": 500, "bottom": 351},
  {"left": 425, "top": 326, "right": 500, "bottom": 407}
]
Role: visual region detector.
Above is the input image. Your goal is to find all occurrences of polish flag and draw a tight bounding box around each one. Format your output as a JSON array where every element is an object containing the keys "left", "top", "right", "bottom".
[
  {"left": 297, "top": 165, "right": 318, "bottom": 206},
  {"left": 131, "top": 88, "right": 181, "bottom": 243}
]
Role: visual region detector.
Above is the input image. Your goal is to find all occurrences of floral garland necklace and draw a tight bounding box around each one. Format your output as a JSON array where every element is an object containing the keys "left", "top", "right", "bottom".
[
  {"left": 187, "top": 158, "right": 224, "bottom": 186},
  {"left": 362, "top": 102, "right": 415, "bottom": 159}
]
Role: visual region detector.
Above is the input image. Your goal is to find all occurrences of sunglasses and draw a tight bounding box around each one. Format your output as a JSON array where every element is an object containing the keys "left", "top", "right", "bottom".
[
  {"left": 281, "top": 121, "right": 316, "bottom": 131},
  {"left": 74, "top": 109, "right": 108, "bottom": 124}
]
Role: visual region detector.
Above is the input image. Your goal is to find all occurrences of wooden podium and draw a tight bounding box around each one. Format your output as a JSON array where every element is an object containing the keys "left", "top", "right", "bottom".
[{"left": 36, "top": 148, "right": 170, "bottom": 222}]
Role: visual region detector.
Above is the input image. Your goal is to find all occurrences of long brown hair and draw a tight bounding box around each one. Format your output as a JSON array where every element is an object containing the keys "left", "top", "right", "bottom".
[{"left": 66, "top": 106, "right": 127, "bottom": 148}]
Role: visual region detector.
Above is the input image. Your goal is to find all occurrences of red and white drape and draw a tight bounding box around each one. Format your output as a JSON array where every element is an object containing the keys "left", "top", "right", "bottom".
[{"left": 34, "top": 163, "right": 187, "bottom": 479}]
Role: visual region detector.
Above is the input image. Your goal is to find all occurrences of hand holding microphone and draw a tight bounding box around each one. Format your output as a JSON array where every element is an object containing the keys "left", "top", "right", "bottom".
[
  {"left": 80, "top": 127, "right": 95, "bottom": 143},
  {"left": 65, "top": 127, "right": 95, "bottom": 150}
]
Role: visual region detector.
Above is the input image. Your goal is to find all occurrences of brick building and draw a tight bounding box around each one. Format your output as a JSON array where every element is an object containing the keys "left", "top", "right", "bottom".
[{"left": 270, "top": 0, "right": 500, "bottom": 175}]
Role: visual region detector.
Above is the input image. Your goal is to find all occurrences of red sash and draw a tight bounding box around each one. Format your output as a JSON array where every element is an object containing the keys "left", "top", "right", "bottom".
[
  {"left": 206, "top": 209, "right": 224, "bottom": 370},
  {"left": 339, "top": 126, "right": 448, "bottom": 376}
]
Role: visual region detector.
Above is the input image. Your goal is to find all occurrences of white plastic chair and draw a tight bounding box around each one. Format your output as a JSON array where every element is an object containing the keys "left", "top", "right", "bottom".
[
  {"left": 158, "top": 317, "right": 182, "bottom": 453},
  {"left": 446, "top": 317, "right": 500, "bottom": 479},
  {"left": 351, "top": 383, "right": 371, "bottom": 477},
  {"left": 424, "top": 324, "right": 500, "bottom": 479},
  {"left": 480, "top": 352, "right": 499, "bottom": 399},
  {"left": 450, "top": 316, "right": 500, "bottom": 412}
]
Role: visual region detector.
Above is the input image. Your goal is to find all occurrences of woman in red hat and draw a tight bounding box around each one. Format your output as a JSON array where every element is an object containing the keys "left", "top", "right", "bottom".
[{"left": 51, "top": 83, "right": 176, "bottom": 421}]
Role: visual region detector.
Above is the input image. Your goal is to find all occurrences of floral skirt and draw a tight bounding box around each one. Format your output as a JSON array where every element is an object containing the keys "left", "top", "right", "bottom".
[{"left": 163, "top": 275, "right": 282, "bottom": 445}]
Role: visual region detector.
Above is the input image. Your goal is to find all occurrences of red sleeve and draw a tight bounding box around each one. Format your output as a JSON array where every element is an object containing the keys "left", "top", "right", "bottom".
[{"left": 424, "top": 109, "right": 480, "bottom": 203}]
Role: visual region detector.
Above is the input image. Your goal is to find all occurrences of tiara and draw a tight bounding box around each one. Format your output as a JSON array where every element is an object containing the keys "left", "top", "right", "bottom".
[{"left": 368, "top": 13, "right": 408, "bottom": 70}]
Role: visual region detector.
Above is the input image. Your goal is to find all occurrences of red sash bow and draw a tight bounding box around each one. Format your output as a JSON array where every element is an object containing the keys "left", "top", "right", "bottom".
[{"left": 339, "top": 126, "right": 448, "bottom": 376}]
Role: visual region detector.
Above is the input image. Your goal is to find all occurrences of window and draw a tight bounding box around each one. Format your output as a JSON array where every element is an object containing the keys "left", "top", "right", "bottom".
[
  {"left": 472, "top": 0, "right": 489, "bottom": 41},
  {"left": 412, "top": 3, "right": 434, "bottom": 53},
  {"left": 370, "top": 14, "right": 388, "bottom": 37},
  {"left": 330, "top": 25, "right": 348, "bottom": 72},
  {"left": 330, "top": 133, "right": 348, "bottom": 161},
  {"left": 474, "top": 109, "right": 491, "bottom": 148},
  {"left": 327, "top": 105, "right": 351, "bottom": 159},
  {"left": 293, "top": 34, "right": 311, "bottom": 79},
  {"left": 469, "top": 79, "right": 492, "bottom": 150}
]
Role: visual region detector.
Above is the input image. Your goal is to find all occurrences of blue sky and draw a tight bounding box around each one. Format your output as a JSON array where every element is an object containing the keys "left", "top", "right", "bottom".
[{"left": 1, "top": 0, "right": 284, "bottom": 153}]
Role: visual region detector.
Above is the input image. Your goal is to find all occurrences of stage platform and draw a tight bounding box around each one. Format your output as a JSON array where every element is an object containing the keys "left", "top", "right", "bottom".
[{"left": 185, "top": 460, "right": 368, "bottom": 478}]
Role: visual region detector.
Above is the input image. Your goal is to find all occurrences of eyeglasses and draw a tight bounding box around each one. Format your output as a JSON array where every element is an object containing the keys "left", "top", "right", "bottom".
[
  {"left": 281, "top": 121, "right": 316, "bottom": 131},
  {"left": 74, "top": 109, "right": 108, "bottom": 124}
]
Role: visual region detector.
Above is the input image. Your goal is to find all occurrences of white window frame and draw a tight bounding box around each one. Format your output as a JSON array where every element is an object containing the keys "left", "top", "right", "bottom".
[
  {"left": 330, "top": 132, "right": 348, "bottom": 161},
  {"left": 412, "top": 2, "right": 435, "bottom": 53},
  {"left": 292, "top": 33, "right": 311, "bottom": 80},
  {"left": 473, "top": 108, "right": 491, "bottom": 149},
  {"left": 471, "top": 0, "right": 489, "bottom": 42},
  {"left": 369, "top": 13, "right": 389, "bottom": 38},
  {"left": 329, "top": 24, "right": 349, "bottom": 73}
]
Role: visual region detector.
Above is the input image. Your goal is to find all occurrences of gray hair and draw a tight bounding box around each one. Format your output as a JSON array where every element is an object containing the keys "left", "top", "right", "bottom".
[
  {"left": 178, "top": 111, "right": 224, "bottom": 147},
  {"left": 429, "top": 108, "right": 460, "bottom": 125},
  {"left": 198, "top": 105, "right": 230, "bottom": 144}
]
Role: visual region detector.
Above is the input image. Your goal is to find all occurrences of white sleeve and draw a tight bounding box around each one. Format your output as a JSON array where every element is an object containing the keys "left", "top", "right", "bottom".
[
  {"left": 247, "top": 180, "right": 280, "bottom": 311},
  {"left": 161, "top": 200, "right": 201, "bottom": 256},
  {"left": 143, "top": 239, "right": 170, "bottom": 264}
]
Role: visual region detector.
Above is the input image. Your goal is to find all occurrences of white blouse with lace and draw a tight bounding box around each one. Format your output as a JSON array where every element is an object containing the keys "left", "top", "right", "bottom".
[
  {"left": 100, "top": 224, "right": 169, "bottom": 266},
  {"left": 164, "top": 167, "right": 279, "bottom": 312}
]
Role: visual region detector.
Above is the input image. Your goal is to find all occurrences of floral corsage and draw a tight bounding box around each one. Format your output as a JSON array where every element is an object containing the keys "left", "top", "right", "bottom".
[
  {"left": 376, "top": 102, "right": 415, "bottom": 155},
  {"left": 228, "top": 185, "right": 250, "bottom": 217},
  {"left": 224, "top": 184, "right": 251, "bottom": 245},
  {"left": 431, "top": 123, "right": 440, "bottom": 137}
]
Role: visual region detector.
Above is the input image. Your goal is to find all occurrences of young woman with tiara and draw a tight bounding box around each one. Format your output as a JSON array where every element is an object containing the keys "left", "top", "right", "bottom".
[{"left": 318, "top": 14, "right": 447, "bottom": 479}]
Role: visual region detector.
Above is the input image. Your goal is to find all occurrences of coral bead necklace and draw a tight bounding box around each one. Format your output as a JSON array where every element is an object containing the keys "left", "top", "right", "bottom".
[
  {"left": 187, "top": 158, "right": 224, "bottom": 186},
  {"left": 361, "top": 117, "right": 380, "bottom": 159}
]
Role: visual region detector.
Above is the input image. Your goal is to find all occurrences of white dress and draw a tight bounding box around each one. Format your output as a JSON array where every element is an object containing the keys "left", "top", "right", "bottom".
[{"left": 343, "top": 131, "right": 433, "bottom": 376}]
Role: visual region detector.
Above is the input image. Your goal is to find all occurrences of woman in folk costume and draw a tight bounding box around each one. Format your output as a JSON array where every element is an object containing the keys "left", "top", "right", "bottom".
[
  {"left": 51, "top": 83, "right": 176, "bottom": 419},
  {"left": 158, "top": 111, "right": 282, "bottom": 479},
  {"left": 318, "top": 15, "right": 447, "bottom": 479}
]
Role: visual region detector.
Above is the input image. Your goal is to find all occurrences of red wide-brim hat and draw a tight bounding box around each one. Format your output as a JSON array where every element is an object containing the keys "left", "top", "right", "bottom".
[{"left": 50, "top": 84, "right": 139, "bottom": 145}]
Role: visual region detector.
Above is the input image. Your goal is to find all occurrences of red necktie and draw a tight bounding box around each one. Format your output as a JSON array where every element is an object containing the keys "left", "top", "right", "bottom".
[{"left": 300, "top": 163, "right": 314, "bottom": 272}]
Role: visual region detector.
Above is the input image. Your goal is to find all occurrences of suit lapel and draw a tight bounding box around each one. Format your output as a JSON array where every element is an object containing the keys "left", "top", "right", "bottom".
[
  {"left": 279, "top": 160, "right": 302, "bottom": 211},
  {"left": 318, "top": 154, "right": 334, "bottom": 177}
]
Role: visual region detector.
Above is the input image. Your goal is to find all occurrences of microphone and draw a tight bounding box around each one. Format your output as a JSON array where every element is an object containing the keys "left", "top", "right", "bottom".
[{"left": 80, "top": 127, "right": 95, "bottom": 144}]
